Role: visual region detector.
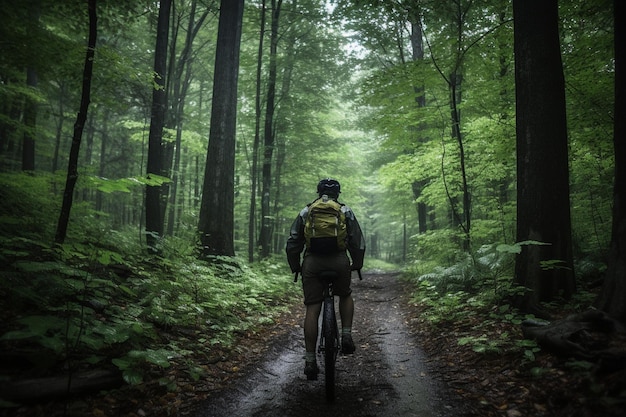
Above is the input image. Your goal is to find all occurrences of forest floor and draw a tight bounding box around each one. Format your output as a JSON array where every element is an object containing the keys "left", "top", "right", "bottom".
[{"left": 3, "top": 272, "right": 625, "bottom": 417}]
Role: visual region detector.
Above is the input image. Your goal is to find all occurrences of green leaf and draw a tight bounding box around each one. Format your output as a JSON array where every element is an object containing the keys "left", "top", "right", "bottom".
[
  {"left": 496, "top": 240, "right": 551, "bottom": 254},
  {"left": 128, "top": 349, "right": 172, "bottom": 368},
  {"left": 122, "top": 369, "right": 144, "bottom": 385},
  {"left": 524, "top": 349, "right": 536, "bottom": 361},
  {"left": 0, "top": 328, "right": 38, "bottom": 340},
  {"left": 539, "top": 259, "right": 571, "bottom": 271},
  {"left": 143, "top": 349, "right": 171, "bottom": 368},
  {"left": 112, "top": 357, "right": 132, "bottom": 370},
  {"left": 119, "top": 285, "right": 136, "bottom": 297}
]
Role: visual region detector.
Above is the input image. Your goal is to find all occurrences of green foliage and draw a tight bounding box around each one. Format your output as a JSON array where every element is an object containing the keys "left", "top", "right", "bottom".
[
  {"left": 86, "top": 174, "right": 171, "bottom": 194},
  {"left": 405, "top": 236, "right": 603, "bottom": 371},
  {"left": 406, "top": 243, "right": 516, "bottom": 296},
  {"left": 0, "top": 227, "right": 300, "bottom": 386},
  {"left": 0, "top": 172, "right": 59, "bottom": 239},
  {"left": 457, "top": 334, "right": 505, "bottom": 354},
  {"left": 112, "top": 349, "right": 173, "bottom": 385},
  {"left": 412, "top": 275, "right": 543, "bottom": 363}
]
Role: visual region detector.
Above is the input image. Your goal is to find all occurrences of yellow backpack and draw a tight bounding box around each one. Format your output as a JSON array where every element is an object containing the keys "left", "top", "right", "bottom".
[{"left": 304, "top": 195, "right": 347, "bottom": 254}]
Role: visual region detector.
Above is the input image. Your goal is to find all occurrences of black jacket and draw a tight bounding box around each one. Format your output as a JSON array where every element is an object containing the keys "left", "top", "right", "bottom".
[{"left": 285, "top": 199, "right": 366, "bottom": 273}]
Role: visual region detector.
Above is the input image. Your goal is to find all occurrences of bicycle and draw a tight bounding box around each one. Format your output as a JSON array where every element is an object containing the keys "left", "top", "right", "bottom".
[
  {"left": 294, "top": 269, "right": 362, "bottom": 402},
  {"left": 318, "top": 270, "right": 340, "bottom": 401}
]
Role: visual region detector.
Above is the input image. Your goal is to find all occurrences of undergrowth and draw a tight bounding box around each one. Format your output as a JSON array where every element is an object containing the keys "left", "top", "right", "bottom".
[
  {"left": 0, "top": 232, "right": 299, "bottom": 392},
  {"left": 402, "top": 242, "right": 602, "bottom": 369},
  {"left": 0, "top": 174, "right": 301, "bottom": 394}
]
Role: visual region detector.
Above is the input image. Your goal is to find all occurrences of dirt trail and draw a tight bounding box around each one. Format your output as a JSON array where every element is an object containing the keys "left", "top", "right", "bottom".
[{"left": 193, "top": 272, "right": 468, "bottom": 417}]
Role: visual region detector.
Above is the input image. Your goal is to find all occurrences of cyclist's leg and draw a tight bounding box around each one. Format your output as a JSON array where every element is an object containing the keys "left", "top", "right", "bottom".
[
  {"left": 302, "top": 255, "right": 324, "bottom": 378},
  {"left": 304, "top": 302, "right": 322, "bottom": 353},
  {"left": 302, "top": 254, "right": 325, "bottom": 351},
  {"left": 330, "top": 252, "right": 356, "bottom": 353},
  {"left": 338, "top": 294, "right": 355, "bottom": 353},
  {"left": 338, "top": 294, "right": 354, "bottom": 329}
]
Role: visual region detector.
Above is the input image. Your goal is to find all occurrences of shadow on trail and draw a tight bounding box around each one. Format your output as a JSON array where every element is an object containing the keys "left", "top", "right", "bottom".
[{"left": 193, "top": 273, "right": 466, "bottom": 417}]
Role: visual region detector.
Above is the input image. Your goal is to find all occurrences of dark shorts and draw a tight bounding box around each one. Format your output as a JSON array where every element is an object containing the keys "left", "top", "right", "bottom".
[{"left": 301, "top": 251, "right": 352, "bottom": 305}]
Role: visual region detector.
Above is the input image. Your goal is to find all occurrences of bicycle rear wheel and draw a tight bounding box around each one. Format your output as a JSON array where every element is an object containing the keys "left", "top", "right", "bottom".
[{"left": 322, "top": 295, "right": 338, "bottom": 401}]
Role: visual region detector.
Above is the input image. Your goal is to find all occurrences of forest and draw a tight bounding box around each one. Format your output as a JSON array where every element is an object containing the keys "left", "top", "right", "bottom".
[{"left": 0, "top": 0, "right": 623, "bottom": 416}]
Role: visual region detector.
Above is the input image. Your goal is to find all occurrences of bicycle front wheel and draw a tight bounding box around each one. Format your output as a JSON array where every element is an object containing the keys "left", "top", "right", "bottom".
[{"left": 322, "top": 296, "right": 338, "bottom": 401}]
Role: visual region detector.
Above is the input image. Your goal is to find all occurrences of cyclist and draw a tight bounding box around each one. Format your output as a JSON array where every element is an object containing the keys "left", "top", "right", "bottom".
[{"left": 286, "top": 178, "right": 366, "bottom": 380}]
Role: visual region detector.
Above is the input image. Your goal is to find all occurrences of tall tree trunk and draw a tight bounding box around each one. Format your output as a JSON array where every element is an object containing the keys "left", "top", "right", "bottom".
[
  {"left": 55, "top": 0, "right": 97, "bottom": 244},
  {"left": 512, "top": 0, "right": 576, "bottom": 315},
  {"left": 595, "top": 0, "right": 626, "bottom": 322},
  {"left": 272, "top": 137, "right": 285, "bottom": 254},
  {"left": 198, "top": 0, "right": 244, "bottom": 258},
  {"left": 408, "top": 7, "right": 430, "bottom": 234},
  {"left": 249, "top": 0, "right": 266, "bottom": 262},
  {"left": 145, "top": 0, "right": 171, "bottom": 252},
  {"left": 449, "top": 70, "right": 471, "bottom": 250},
  {"left": 496, "top": 0, "right": 513, "bottom": 243},
  {"left": 258, "top": 0, "right": 282, "bottom": 259}
]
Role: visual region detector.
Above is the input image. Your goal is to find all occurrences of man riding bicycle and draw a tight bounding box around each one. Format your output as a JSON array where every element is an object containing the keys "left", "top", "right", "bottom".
[{"left": 286, "top": 178, "right": 366, "bottom": 380}]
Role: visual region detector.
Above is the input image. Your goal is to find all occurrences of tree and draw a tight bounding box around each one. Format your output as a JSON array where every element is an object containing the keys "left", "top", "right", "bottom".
[
  {"left": 198, "top": 0, "right": 244, "bottom": 257},
  {"left": 595, "top": 0, "right": 625, "bottom": 322},
  {"left": 248, "top": 0, "right": 267, "bottom": 262},
  {"left": 55, "top": 0, "right": 97, "bottom": 244},
  {"left": 145, "top": 0, "right": 172, "bottom": 252},
  {"left": 258, "top": 0, "right": 282, "bottom": 259},
  {"left": 512, "top": 0, "right": 575, "bottom": 315},
  {"left": 410, "top": 10, "right": 430, "bottom": 234}
]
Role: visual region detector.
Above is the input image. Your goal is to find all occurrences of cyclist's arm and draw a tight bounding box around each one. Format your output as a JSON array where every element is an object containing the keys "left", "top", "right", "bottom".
[
  {"left": 286, "top": 209, "right": 307, "bottom": 272},
  {"left": 345, "top": 209, "right": 366, "bottom": 270}
]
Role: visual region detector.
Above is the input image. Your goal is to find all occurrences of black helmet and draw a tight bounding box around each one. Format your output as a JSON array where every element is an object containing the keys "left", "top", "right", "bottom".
[{"left": 317, "top": 178, "right": 341, "bottom": 196}]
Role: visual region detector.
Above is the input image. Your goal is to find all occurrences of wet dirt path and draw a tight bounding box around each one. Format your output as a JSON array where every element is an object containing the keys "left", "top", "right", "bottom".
[{"left": 193, "top": 273, "right": 463, "bottom": 417}]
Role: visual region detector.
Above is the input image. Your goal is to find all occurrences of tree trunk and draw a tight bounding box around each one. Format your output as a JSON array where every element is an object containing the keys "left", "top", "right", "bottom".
[
  {"left": 409, "top": 8, "right": 430, "bottom": 234},
  {"left": 0, "top": 369, "right": 123, "bottom": 402},
  {"left": 521, "top": 309, "right": 625, "bottom": 360},
  {"left": 258, "top": 0, "right": 282, "bottom": 259},
  {"left": 449, "top": 71, "right": 471, "bottom": 251},
  {"left": 595, "top": 0, "right": 626, "bottom": 323},
  {"left": 198, "top": 0, "right": 244, "bottom": 258},
  {"left": 512, "top": 0, "right": 576, "bottom": 314},
  {"left": 270, "top": 24, "right": 295, "bottom": 255},
  {"left": 412, "top": 181, "right": 428, "bottom": 233},
  {"left": 145, "top": 0, "right": 171, "bottom": 252},
  {"left": 249, "top": 0, "right": 266, "bottom": 262},
  {"left": 55, "top": 0, "right": 97, "bottom": 244}
]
